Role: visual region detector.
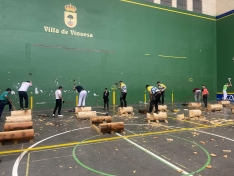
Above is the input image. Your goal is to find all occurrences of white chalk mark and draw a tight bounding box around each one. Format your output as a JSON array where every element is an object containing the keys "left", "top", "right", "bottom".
[
  {"left": 93, "top": 93, "right": 99, "bottom": 96},
  {"left": 12, "top": 127, "right": 91, "bottom": 176},
  {"left": 195, "top": 130, "right": 234, "bottom": 142},
  {"left": 116, "top": 133, "right": 190, "bottom": 175},
  {"left": 36, "top": 102, "right": 46, "bottom": 104},
  {"left": 39, "top": 90, "right": 43, "bottom": 93},
  {"left": 11, "top": 91, "right": 15, "bottom": 95}
]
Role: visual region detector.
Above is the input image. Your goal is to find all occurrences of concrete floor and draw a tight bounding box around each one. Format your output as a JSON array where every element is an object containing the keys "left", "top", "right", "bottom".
[{"left": 0, "top": 103, "right": 234, "bottom": 176}]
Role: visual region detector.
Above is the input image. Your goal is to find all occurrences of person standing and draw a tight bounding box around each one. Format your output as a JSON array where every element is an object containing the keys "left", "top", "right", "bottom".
[
  {"left": 146, "top": 85, "right": 161, "bottom": 113},
  {"left": 103, "top": 88, "right": 109, "bottom": 110},
  {"left": 223, "top": 83, "right": 232, "bottom": 100},
  {"left": 157, "top": 81, "right": 166, "bottom": 105},
  {"left": 192, "top": 88, "right": 201, "bottom": 102},
  {"left": 201, "top": 85, "right": 209, "bottom": 108},
  {"left": 118, "top": 81, "right": 127, "bottom": 107},
  {"left": 18, "top": 81, "right": 32, "bottom": 110},
  {"left": 53, "top": 86, "right": 64, "bottom": 117},
  {"left": 0, "top": 88, "right": 13, "bottom": 121},
  {"left": 73, "top": 85, "right": 87, "bottom": 107}
]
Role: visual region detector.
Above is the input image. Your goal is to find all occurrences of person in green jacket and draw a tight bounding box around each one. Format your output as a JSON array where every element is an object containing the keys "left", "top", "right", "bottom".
[
  {"left": 0, "top": 88, "right": 13, "bottom": 121},
  {"left": 223, "top": 83, "right": 232, "bottom": 100}
]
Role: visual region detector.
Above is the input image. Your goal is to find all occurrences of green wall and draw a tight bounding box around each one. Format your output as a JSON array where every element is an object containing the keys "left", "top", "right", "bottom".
[
  {"left": 0, "top": 0, "right": 216, "bottom": 109},
  {"left": 217, "top": 16, "right": 234, "bottom": 93}
]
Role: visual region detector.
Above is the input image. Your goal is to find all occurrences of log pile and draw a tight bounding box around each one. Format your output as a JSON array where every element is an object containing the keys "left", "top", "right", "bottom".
[
  {"left": 90, "top": 116, "right": 124, "bottom": 134},
  {"left": 207, "top": 104, "right": 223, "bottom": 112},
  {"left": 146, "top": 112, "right": 168, "bottom": 123},
  {"left": 0, "top": 110, "right": 34, "bottom": 145},
  {"left": 218, "top": 101, "right": 230, "bottom": 107}
]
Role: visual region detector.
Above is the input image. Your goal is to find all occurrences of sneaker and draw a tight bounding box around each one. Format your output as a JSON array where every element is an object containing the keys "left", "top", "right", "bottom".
[
  {"left": 58, "top": 115, "right": 64, "bottom": 117},
  {"left": 52, "top": 114, "right": 55, "bottom": 117}
]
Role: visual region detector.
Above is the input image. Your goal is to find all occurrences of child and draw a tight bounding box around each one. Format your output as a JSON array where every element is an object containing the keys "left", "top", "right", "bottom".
[
  {"left": 103, "top": 88, "right": 109, "bottom": 110},
  {"left": 201, "top": 85, "right": 209, "bottom": 108}
]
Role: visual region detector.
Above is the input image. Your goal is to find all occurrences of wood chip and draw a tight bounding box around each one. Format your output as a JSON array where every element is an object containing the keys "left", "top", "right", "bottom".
[
  {"left": 200, "top": 141, "right": 205, "bottom": 145},
  {"left": 69, "top": 167, "right": 72, "bottom": 169},
  {"left": 133, "top": 170, "right": 136, "bottom": 173},
  {"left": 223, "top": 150, "right": 231, "bottom": 153},
  {"left": 210, "top": 153, "right": 217, "bottom": 157},
  {"left": 177, "top": 170, "right": 183, "bottom": 173},
  {"left": 153, "top": 136, "right": 158, "bottom": 139},
  {"left": 194, "top": 152, "right": 198, "bottom": 155},
  {"left": 206, "top": 165, "right": 212, "bottom": 169},
  {"left": 223, "top": 155, "right": 227, "bottom": 158},
  {"left": 210, "top": 139, "right": 215, "bottom": 141},
  {"left": 167, "top": 138, "right": 173, "bottom": 141}
]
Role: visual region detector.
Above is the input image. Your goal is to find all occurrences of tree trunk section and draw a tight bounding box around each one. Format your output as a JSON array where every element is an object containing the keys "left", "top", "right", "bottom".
[
  {"left": 77, "top": 111, "right": 97, "bottom": 119},
  {"left": 11, "top": 110, "right": 31, "bottom": 116},
  {"left": 75, "top": 107, "right": 92, "bottom": 114},
  {"left": 218, "top": 101, "right": 230, "bottom": 107},
  {"left": 90, "top": 116, "right": 112, "bottom": 124},
  {"left": 189, "top": 110, "right": 202, "bottom": 117},
  {"left": 118, "top": 107, "right": 133, "bottom": 114},
  {"left": 99, "top": 122, "right": 124, "bottom": 133},
  {"left": 0, "top": 129, "right": 34, "bottom": 142},
  {"left": 5, "top": 116, "right": 32, "bottom": 123},
  {"left": 188, "top": 103, "right": 201, "bottom": 108},
  {"left": 207, "top": 104, "right": 223, "bottom": 111},
  {"left": 147, "top": 112, "right": 167, "bottom": 120},
  {"left": 4, "top": 122, "right": 33, "bottom": 131}
]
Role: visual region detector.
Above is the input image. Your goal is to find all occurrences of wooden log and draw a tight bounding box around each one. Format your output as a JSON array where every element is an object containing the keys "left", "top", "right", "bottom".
[
  {"left": 5, "top": 116, "right": 32, "bottom": 123},
  {"left": 207, "top": 104, "right": 223, "bottom": 111},
  {"left": 11, "top": 109, "right": 31, "bottom": 116},
  {"left": 99, "top": 122, "right": 124, "bottom": 133},
  {"left": 188, "top": 102, "right": 201, "bottom": 108},
  {"left": 189, "top": 110, "right": 202, "bottom": 117},
  {"left": 118, "top": 107, "right": 133, "bottom": 114},
  {"left": 176, "top": 114, "right": 184, "bottom": 120},
  {"left": 77, "top": 111, "right": 97, "bottom": 119},
  {"left": 4, "top": 122, "right": 33, "bottom": 131},
  {"left": 0, "top": 129, "right": 34, "bottom": 145},
  {"left": 232, "top": 109, "right": 234, "bottom": 114},
  {"left": 147, "top": 112, "right": 167, "bottom": 120},
  {"left": 153, "top": 105, "right": 167, "bottom": 112},
  {"left": 75, "top": 107, "right": 92, "bottom": 114},
  {"left": 218, "top": 101, "right": 230, "bottom": 107},
  {"left": 90, "top": 116, "right": 112, "bottom": 124}
]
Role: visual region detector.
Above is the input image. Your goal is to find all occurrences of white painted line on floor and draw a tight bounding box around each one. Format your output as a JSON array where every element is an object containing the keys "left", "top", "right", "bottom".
[
  {"left": 12, "top": 127, "right": 90, "bottom": 176},
  {"left": 116, "top": 133, "right": 191, "bottom": 175},
  {"left": 195, "top": 130, "right": 234, "bottom": 142}
]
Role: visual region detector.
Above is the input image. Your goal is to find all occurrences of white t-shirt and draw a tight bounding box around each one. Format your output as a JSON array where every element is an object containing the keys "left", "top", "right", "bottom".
[
  {"left": 55, "top": 90, "right": 62, "bottom": 99},
  {"left": 18, "top": 82, "right": 32, "bottom": 92}
]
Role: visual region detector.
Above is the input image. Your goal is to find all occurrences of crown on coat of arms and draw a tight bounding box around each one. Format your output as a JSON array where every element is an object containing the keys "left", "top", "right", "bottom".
[{"left": 65, "top": 3, "right": 77, "bottom": 12}]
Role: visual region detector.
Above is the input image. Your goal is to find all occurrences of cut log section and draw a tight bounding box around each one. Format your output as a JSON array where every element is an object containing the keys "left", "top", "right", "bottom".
[
  {"left": 147, "top": 112, "right": 168, "bottom": 123},
  {"left": 176, "top": 114, "right": 185, "bottom": 120},
  {"left": 11, "top": 110, "right": 31, "bottom": 116},
  {"left": 75, "top": 107, "right": 92, "bottom": 114},
  {"left": 0, "top": 129, "right": 34, "bottom": 145},
  {"left": 188, "top": 103, "right": 201, "bottom": 108},
  {"left": 207, "top": 104, "right": 223, "bottom": 112},
  {"left": 90, "top": 116, "right": 112, "bottom": 125},
  {"left": 99, "top": 122, "right": 124, "bottom": 134},
  {"left": 118, "top": 107, "right": 133, "bottom": 115},
  {"left": 189, "top": 110, "right": 202, "bottom": 117},
  {"left": 153, "top": 105, "right": 167, "bottom": 112},
  {"left": 4, "top": 122, "right": 33, "bottom": 131},
  {"left": 76, "top": 111, "right": 97, "bottom": 119},
  {"left": 232, "top": 109, "right": 234, "bottom": 114},
  {"left": 5, "top": 116, "right": 32, "bottom": 123},
  {"left": 218, "top": 101, "right": 230, "bottom": 107}
]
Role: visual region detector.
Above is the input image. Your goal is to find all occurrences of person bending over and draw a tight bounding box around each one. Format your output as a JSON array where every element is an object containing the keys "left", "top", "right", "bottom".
[{"left": 73, "top": 85, "right": 87, "bottom": 107}]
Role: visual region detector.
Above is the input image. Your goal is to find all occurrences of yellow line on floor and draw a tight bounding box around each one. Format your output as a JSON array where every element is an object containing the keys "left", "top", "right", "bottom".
[
  {"left": 25, "top": 152, "right": 30, "bottom": 176},
  {"left": 1, "top": 122, "right": 233, "bottom": 155}
]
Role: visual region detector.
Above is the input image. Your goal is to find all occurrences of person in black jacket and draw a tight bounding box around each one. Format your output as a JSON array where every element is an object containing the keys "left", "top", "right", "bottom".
[{"left": 103, "top": 88, "right": 109, "bottom": 110}]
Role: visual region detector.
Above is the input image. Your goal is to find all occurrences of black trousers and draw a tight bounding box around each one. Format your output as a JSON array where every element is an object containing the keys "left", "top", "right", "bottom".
[
  {"left": 149, "top": 94, "right": 161, "bottom": 113},
  {"left": 18, "top": 91, "right": 28, "bottom": 108},
  {"left": 0, "top": 101, "right": 12, "bottom": 118},
  {"left": 53, "top": 99, "right": 62, "bottom": 115},
  {"left": 120, "top": 93, "right": 127, "bottom": 107},
  {"left": 104, "top": 99, "right": 109, "bottom": 109},
  {"left": 203, "top": 95, "right": 208, "bottom": 108},
  {"left": 159, "top": 91, "right": 165, "bottom": 105}
]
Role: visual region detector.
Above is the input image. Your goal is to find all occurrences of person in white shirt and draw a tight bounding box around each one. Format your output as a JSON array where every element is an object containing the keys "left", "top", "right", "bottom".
[
  {"left": 53, "top": 86, "right": 64, "bottom": 117},
  {"left": 18, "top": 81, "right": 32, "bottom": 110}
]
